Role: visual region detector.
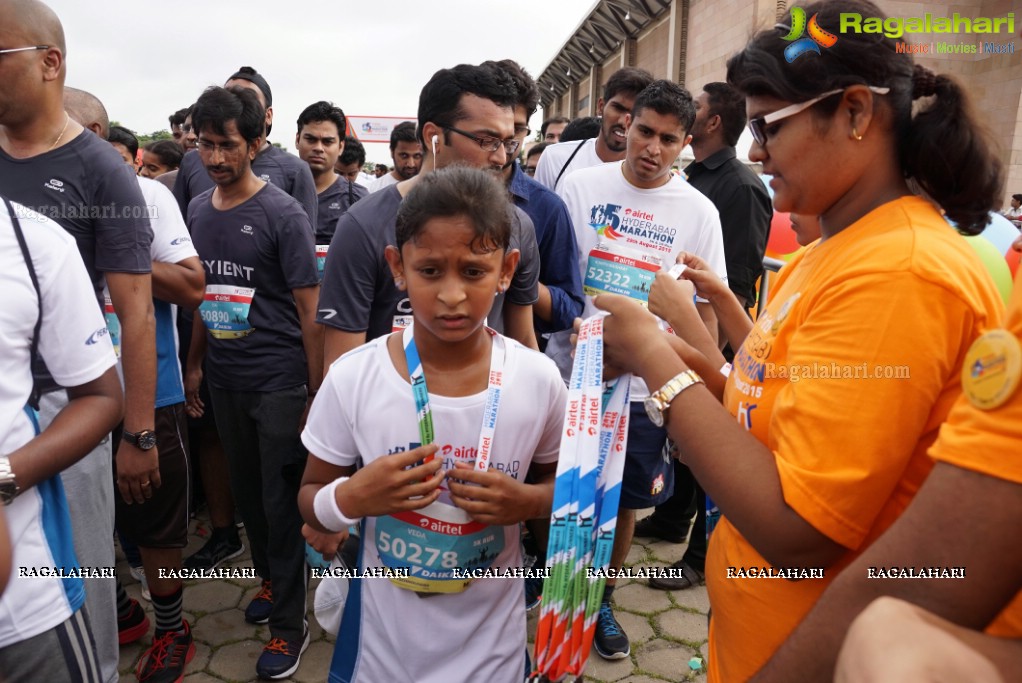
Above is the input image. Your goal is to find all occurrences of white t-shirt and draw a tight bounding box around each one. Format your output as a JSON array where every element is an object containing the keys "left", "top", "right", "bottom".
[
  {"left": 302, "top": 334, "right": 565, "bottom": 683},
  {"left": 546, "top": 161, "right": 727, "bottom": 398},
  {"left": 534, "top": 138, "right": 603, "bottom": 191},
  {"left": 367, "top": 173, "right": 399, "bottom": 194},
  {"left": 0, "top": 200, "right": 117, "bottom": 647}
]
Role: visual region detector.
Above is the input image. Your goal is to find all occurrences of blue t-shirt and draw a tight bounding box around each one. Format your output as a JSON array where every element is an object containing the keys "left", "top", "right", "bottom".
[
  {"left": 188, "top": 183, "right": 318, "bottom": 392},
  {"left": 507, "top": 161, "right": 584, "bottom": 334}
]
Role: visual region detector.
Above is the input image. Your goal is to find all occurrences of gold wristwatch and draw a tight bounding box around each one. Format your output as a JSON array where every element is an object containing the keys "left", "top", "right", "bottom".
[{"left": 643, "top": 369, "right": 704, "bottom": 427}]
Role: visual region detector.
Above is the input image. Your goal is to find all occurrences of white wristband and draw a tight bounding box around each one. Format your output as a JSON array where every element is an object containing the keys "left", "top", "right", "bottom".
[{"left": 313, "top": 477, "right": 361, "bottom": 532}]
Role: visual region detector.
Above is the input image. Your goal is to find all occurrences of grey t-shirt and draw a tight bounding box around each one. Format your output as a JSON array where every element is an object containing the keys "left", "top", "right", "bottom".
[
  {"left": 316, "top": 183, "right": 539, "bottom": 340},
  {"left": 316, "top": 176, "right": 368, "bottom": 244},
  {"left": 188, "top": 182, "right": 318, "bottom": 392},
  {"left": 174, "top": 144, "right": 318, "bottom": 228},
  {"left": 0, "top": 129, "right": 153, "bottom": 300}
]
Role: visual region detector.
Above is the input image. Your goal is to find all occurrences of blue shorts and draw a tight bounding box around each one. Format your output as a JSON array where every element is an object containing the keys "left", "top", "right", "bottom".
[{"left": 620, "top": 402, "right": 673, "bottom": 509}]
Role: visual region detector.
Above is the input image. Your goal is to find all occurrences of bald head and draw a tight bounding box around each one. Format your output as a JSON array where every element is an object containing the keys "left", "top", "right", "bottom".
[
  {"left": 64, "top": 87, "right": 108, "bottom": 138},
  {"left": 0, "top": 0, "right": 66, "bottom": 53}
]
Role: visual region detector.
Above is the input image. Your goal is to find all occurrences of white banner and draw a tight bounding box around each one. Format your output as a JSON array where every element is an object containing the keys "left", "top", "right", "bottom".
[{"left": 346, "top": 116, "right": 417, "bottom": 144}]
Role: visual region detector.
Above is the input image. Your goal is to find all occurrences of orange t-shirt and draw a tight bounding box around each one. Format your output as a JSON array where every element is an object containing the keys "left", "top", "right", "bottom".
[
  {"left": 929, "top": 267, "right": 1022, "bottom": 637},
  {"left": 708, "top": 197, "right": 1003, "bottom": 682}
]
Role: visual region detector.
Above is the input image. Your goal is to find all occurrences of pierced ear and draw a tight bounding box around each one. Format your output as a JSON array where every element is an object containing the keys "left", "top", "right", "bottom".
[{"left": 842, "top": 86, "right": 875, "bottom": 139}]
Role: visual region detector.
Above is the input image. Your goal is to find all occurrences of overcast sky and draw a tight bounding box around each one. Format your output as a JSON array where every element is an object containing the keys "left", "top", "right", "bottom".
[{"left": 50, "top": 0, "right": 596, "bottom": 164}]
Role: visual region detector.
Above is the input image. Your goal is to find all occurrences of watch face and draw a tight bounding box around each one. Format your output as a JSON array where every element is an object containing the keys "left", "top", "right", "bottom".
[
  {"left": 137, "top": 430, "right": 157, "bottom": 450},
  {"left": 0, "top": 480, "right": 17, "bottom": 505},
  {"left": 643, "top": 396, "right": 665, "bottom": 428}
]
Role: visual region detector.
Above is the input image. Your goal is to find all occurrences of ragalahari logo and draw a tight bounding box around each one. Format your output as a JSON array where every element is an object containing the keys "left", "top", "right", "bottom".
[{"left": 782, "top": 7, "right": 838, "bottom": 62}]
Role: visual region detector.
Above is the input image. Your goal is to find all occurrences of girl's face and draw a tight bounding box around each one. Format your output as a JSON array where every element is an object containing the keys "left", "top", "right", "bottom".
[
  {"left": 747, "top": 94, "right": 854, "bottom": 219},
  {"left": 385, "top": 215, "right": 518, "bottom": 345},
  {"left": 139, "top": 150, "right": 171, "bottom": 178}
]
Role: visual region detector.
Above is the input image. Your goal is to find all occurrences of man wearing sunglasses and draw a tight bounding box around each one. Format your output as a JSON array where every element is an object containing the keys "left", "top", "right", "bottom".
[{"left": 318, "top": 62, "right": 541, "bottom": 373}]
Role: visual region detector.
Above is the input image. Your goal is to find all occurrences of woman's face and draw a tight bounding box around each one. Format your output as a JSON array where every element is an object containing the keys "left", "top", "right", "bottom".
[{"left": 746, "top": 94, "right": 851, "bottom": 218}]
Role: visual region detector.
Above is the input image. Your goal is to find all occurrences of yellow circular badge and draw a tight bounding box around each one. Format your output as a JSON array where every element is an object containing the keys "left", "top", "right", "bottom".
[{"left": 961, "top": 329, "right": 1022, "bottom": 410}]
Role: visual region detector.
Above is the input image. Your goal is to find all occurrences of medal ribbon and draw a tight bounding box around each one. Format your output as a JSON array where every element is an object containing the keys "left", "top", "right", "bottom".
[
  {"left": 401, "top": 324, "right": 505, "bottom": 467},
  {"left": 533, "top": 313, "right": 630, "bottom": 681}
]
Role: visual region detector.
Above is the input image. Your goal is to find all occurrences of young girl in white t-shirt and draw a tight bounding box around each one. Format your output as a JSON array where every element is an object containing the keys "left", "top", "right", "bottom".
[{"left": 299, "top": 166, "right": 566, "bottom": 683}]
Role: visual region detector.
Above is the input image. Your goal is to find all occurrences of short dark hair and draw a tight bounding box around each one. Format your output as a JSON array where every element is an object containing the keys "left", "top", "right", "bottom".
[
  {"left": 395, "top": 166, "right": 512, "bottom": 253},
  {"left": 603, "top": 67, "right": 654, "bottom": 102},
  {"left": 727, "top": 0, "right": 1003, "bottom": 234},
  {"left": 169, "top": 107, "right": 190, "bottom": 128},
  {"left": 340, "top": 136, "right": 365, "bottom": 167},
  {"left": 144, "top": 139, "right": 183, "bottom": 170},
  {"left": 483, "top": 59, "right": 539, "bottom": 118},
  {"left": 702, "top": 82, "right": 746, "bottom": 147},
  {"left": 416, "top": 64, "right": 518, "bottom": 147},
  {"left": 192, "top": 86, "right": 265, "bottom": 147},
  {"left": 632, "top": 80, "right": 696, "bottom": 133},
  {"left": 540, "top": 116, "right": 569, "bottom": 138},
  {"left": 296, "top": 101, "right": 347, "bottom": 138},
  {"left": 559, "top": 116, "right": 601, "bottom": 142},
  {"left": 526, "top": 142, "right": 548, "bottom": 161},
  {"left": 375, "top": 163, "right": 388, "bottom": 172},
  {"left": 390, "top": 121, "right": 419, "bottom": 151},
  {"left": 1013, "top": 194, "right": 1022, "bottom": 202},
  {"left": 108, "top": 125, "right": 138, "bottom": 159}
]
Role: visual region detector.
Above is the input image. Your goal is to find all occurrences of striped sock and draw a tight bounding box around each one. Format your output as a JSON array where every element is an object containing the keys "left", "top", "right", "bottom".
[
  {"left": 152, "top": 585, "right": 184, "bottom": 634},
  {"left": 116, "top": 579, "right": 133, "bottom": 619}
]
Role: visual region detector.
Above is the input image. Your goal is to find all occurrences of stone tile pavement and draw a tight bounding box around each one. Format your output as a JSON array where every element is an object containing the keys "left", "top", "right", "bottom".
[{"left": 117, "top": 514, "right": 708, "bottom": 682}]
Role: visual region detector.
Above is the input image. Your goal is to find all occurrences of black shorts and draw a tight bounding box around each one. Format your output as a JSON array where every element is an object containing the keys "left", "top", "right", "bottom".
[
  {"left": 114, "top": 403, "right": 191, "bottom": 548},
  {"left": 620, "top": 402, "right": 674, "bottom": 509}
]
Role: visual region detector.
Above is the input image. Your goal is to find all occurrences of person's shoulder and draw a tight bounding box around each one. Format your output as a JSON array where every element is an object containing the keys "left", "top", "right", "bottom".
[
  {"left": 135, "top": 175, "right": 175, "bottom": 204},
  {"left": 347, "top": 183, "right": 400, "bottom": 221},
  {"left": 329, "top": 334, "right": 389, "bottom": 379},
  {"left": 543, "top": 138, "right": 591, "bottom": 159},
  {"left": 560, "top": 160, "right": 615, "bottom": 190},
  {"left": 667, "top": 175, "right": 720, "bottom": 211},
  {"left": 8, "top": 201, "right": 77, "bottom": 253},
  {"left": 257, "top": 182, "right": 308, "bottom": 218},
  {"left": 187, "top": 188, "right": 215, "bottom": 218},
  {"left": 503, "top": 335, "right": 563, "bottom": 383}
]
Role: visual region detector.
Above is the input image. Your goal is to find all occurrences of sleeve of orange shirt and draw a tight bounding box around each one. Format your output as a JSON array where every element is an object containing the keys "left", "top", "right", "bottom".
[
  {"left": 769, "top": 270, "right": 985, "bottom": 550},
  {"left": 930, "top": 273, "right": 1022, "bottom": 485}
]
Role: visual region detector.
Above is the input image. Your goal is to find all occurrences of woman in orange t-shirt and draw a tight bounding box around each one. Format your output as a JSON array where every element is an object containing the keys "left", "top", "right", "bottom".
[{"left": 592, "top": 0, "right": 1006, "bottom": 680}]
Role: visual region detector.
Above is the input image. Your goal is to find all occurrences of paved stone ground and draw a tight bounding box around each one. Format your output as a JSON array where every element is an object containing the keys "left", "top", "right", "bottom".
[{"left": 117, "top": 514, "right": 708, "bottom": 682}]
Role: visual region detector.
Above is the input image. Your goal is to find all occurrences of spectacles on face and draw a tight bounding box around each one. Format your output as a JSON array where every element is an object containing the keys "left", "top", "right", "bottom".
[
  {"left": 0, "top": 45, "right": 49, "bottom": 57},
  {"left": 443, "top": 126, "right": 520, "bottom": 156},
  {"left": 197, "top": 139, "right": 244, "bottom": 156},
  {"left": 514, "top": 124, "right": 531, "bottom": 138},
  {"left": 523, "top": 164, "right": 537, "bottom": 176},
  {"left": 747, "top": 86, "right": 890, "bottom": 146}
]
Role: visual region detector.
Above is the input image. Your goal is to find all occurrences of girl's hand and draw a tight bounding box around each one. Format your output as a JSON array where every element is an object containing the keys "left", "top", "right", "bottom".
[{"left": 339, "top": 444, "right": 444, "bottom": 518}]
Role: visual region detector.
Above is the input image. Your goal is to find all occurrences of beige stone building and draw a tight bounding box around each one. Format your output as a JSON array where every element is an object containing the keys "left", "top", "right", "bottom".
[{"left": 538, "top": 0, "right": 1022, "bottom": 206}]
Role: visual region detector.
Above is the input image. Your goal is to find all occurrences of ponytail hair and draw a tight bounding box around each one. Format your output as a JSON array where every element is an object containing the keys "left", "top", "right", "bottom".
[
  {"left": 903, "top": 64, "right": 1002, "bottom": 234},
  {"left": 726, "top": 0, "right": 1003, "bottom": 234}
]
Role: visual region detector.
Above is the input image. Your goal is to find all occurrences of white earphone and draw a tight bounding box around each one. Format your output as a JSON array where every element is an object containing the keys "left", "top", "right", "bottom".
[{"left": 431, "top": 134, "right": 438, "bottom": 156}]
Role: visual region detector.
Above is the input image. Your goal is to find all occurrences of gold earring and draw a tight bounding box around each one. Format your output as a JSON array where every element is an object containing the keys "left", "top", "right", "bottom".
[{"left": 851, "top": 127, "right": 863, "bottom": 141}]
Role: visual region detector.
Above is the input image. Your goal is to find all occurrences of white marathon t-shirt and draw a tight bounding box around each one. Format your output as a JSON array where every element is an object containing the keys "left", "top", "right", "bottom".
[
  {"left": 302, "top": 334, "right": 565, "bottom": 683},
  {"left": 546, "top": 161, "right": 727, "bottom": 398},
  {"left": 0, "top": 202, "right": 117, "bottom": 647}
]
